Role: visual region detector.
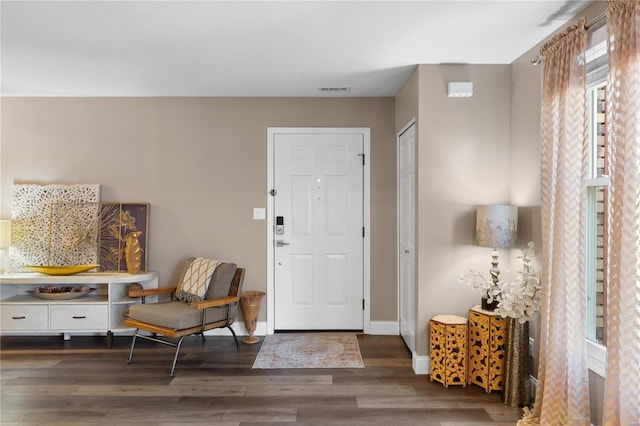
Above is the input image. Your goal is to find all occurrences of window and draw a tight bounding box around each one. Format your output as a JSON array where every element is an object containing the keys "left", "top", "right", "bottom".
[{"left": 586, "top": 23, "right": 609, "bottom": 348}]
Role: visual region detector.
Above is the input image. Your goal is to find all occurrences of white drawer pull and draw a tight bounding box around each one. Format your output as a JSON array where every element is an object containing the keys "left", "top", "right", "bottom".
[{"left": 12, "top": 316, "right": 26, "bottom": 320}]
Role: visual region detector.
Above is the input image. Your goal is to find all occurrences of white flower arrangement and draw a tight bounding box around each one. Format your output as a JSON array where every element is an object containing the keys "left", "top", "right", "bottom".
[
  {"left": 496, "top": 241, "right": 542, "bottom": 323},
  {"left": 460, "top": 241, "right": 542, "bottom": 323},
  {"left": 458, "top": 269, "right": 502, "bottom": 304}
]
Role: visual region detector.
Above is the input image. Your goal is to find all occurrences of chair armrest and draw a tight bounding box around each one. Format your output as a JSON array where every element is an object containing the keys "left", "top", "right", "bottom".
[
  {"left": 191, "top": 295, "right": 238, "bottom": 310},
  {"left": 128, "top": 287, "right": 177, "bottom": 298}
]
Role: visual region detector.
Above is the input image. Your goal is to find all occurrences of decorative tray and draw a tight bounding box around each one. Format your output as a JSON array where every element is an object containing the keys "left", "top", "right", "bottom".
[
  {"left": 27, "top": 286, "right": 96, "bottom": 300},
  {"left": 24, "top": 264, "right": 100, "bottom": 276}
]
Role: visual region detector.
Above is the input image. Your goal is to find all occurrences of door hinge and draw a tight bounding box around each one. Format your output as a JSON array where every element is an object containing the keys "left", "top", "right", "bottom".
[
  {"left": 269, "top": 189, "right": 277, "bottom": 196},
  {"left": 358, "top": 153, "right": 365, "bottom": 166}
]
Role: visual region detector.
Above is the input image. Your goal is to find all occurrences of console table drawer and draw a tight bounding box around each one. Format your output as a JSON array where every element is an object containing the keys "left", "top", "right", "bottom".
[
  {"left": 1, "top": 305, "right": 49, "bottom": 330},
  {"left": 50, "top": 305, "right": 108, "bottom": 330}
]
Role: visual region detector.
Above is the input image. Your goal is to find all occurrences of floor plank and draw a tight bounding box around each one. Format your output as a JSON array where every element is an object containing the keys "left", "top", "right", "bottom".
[{"left": 0, "top": 334, "right": 522, "bottom": 425}]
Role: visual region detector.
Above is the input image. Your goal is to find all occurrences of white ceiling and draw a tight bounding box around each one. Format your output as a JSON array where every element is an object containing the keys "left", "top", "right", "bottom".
[{"left": 1, "top": 0, "right": 592, "bottom": 97}]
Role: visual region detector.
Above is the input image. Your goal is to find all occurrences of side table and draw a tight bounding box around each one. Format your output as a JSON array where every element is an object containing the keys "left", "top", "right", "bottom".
[
  {"left": 429, "top": 314, "right": 467, "bottom": 388},
  {"left": 467, "top": 305, "right": 506, "bottom": 393}
]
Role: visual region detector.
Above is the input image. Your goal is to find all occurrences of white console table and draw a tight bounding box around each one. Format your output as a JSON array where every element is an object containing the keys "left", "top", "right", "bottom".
[{"left": 0, "top": 271, "right": 158, "bottom": 348}]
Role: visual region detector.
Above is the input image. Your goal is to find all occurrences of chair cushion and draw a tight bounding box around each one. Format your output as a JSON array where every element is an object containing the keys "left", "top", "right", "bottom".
[
  {"left": 128, "top": 300, "right": 230, "bottom": 331},
  {"left": 205, "top": 262, "right": 237, "bottom": 300},
  {"left": 175, "top": 258, "right": 222, "bottom": 303}
]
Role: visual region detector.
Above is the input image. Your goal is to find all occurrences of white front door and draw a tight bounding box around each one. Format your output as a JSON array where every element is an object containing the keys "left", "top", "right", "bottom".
[
  {"left": 272, "top": 130, "right": 365, "bottom": 330},
  {"left": 398, "top": 122, "right": 416, "bottom": 352}
]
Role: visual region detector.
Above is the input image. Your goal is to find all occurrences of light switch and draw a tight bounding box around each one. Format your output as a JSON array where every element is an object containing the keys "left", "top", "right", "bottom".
[{"left": 253, "top": 208, "right": 266, "bottom": 220}]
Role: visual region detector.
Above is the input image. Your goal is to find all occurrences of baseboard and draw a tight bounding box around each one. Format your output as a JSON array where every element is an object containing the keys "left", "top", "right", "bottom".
[
  {"left": 7, "top": 321, "right": 398, "bottom": 340},
  {"left": 203, "top": 321, "right": 268, "bottom": 337},
  {"left": 369, "top": 321, "right": 400, "bottom": 335},
  {"left": 413, "top": 353, "right": 430, "bottom": 375},
  {"left": 213, "top": 321, "right": 400, "bottom": 337},
  {"left": 205, "top": 321, "right": 402, "bottom": 337},
  {"left": 11, "top": 323, "right": 267, "bottom": 338}
]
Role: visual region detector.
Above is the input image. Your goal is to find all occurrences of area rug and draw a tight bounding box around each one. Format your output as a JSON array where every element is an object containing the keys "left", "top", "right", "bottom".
[{"left": 252, "top": 333, "right": 364, "bottom": 369}]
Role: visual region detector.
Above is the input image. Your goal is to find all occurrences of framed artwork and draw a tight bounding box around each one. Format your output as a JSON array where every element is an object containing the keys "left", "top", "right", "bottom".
[
  {"left": 8, "top": 184, "right": 149, "bottom": 273},
  {"left": 48, "top": 201, "right": 101, "bottom": 266},
  {"left": 10, "top": 184, "right": 100, "bottom": 270},
  {"left": 98, "top": 203, "right": 149, "bottom": 272}
]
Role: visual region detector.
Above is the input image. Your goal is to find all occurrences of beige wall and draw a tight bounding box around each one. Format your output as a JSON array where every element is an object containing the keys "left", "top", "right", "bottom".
[
  {"left": 509, "top": 20, "right": 545, "bottom": 381},
  {"left": 395, "top": 66, "right": 418, "bottom": 132},
  {"left": 0, "top": 97, "right": 398, "bottom": 322},
  {"left": 396, "top": 64, "right": 512, "bottom": 356}
]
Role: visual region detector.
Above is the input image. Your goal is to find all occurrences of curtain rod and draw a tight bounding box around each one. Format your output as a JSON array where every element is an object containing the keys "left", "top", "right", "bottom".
[
  {"left": 585, "top": 11, "right": 607, "bottom": 30},
  {"left": 531, "top": 12, "right": 608, "bottom": 66}
]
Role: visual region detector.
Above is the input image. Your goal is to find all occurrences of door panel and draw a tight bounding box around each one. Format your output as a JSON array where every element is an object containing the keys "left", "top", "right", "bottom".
[
  {"left": 326, "top": 254, "right": 348, "bottom": 304},
  {"left": 274, "top": 132, "right": 363, "bottom": 330},
  {"left": 399, "top": 123, "right": 416, "bottom": 352},
  {"left": 291, "top": 254, "right": 313, "bottom": 305},
  {"left": 325, "top": 175, "right": 348, "bottom": 235},
  {"left": 291, "top": 176, "right": 313, "bottom": 235}
]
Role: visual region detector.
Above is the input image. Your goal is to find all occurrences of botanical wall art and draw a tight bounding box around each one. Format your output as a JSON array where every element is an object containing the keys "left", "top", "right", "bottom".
[
  {"left": 98, "top": 202, "right": 149, "bottom": 272},
  {"left": 46, "top": 201, "right": 149, "bottom": 272},
  {"left": 9, "top": 184, "right": 149, "bottom": 273},
  {"left": 48, "top": 201, "right": 101, "bottom": 266},
  {"left": 11, "top": 184, "right": 100, "bottom": 271}
]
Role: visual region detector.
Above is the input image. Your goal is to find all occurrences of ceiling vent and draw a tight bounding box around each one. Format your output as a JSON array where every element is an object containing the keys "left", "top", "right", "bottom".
[{"left": 317, "top": 87, "right": 351, "bottom": 93}]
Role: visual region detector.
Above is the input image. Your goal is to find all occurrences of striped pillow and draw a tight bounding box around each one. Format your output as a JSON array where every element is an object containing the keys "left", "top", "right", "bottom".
[{"left": 175, "top": 258, "right": 221, "bottom": 303}]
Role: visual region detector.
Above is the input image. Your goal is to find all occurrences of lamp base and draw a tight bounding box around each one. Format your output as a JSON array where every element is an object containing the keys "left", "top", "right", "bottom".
[{"left": 481, "top": 297, "right": 499, "bottom": 311}]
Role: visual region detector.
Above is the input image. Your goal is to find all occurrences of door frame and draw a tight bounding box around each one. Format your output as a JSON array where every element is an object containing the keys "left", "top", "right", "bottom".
[{"left": 266, "top": 127, "right": 371, "bottom": 334}]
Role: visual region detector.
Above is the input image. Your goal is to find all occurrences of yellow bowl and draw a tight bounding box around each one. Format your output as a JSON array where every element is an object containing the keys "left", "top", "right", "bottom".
[{"left": 24, "top": 265, "right": 100, "bottom": 276}]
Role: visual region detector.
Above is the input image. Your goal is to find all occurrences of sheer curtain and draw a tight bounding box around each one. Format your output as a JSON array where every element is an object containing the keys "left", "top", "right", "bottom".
[
  {"left": 603, "top": 1, "right": 640, "bottom": 424},
  {"left": 519, "top": 19, "right": 592, "bottom": 426}
]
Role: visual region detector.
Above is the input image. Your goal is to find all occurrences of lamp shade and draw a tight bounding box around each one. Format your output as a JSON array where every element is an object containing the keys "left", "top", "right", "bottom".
[
  {"left": 475, "top": 205, "right": 517, "bottom": 249},
  {"left": 0, "top": 220, "right": 11, "bottom": 249}
]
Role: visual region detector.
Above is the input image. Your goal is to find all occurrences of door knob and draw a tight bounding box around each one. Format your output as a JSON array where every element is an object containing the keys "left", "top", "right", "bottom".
[{"left": 275, "top": 240, "right": 290, "bottom": 247}]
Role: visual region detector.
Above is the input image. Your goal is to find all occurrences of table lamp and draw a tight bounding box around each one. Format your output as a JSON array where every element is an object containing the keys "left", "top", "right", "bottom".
[{"left": 475, "top": 205, "right": 518, "bottom": 286}]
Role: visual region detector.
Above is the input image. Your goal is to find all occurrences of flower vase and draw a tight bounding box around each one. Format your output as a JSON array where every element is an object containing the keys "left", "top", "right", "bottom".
[
  {"left": 502, "top": 317, "right": 530, "bottom": 407},
  {"left": 240, "top": 291, "right": 265, "bottom": 344}
]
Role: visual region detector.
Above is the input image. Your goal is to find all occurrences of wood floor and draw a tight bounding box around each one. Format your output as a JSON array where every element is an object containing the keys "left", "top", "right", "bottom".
[{"left": 0, "top": 333, "right": 522, "bottom": 425}]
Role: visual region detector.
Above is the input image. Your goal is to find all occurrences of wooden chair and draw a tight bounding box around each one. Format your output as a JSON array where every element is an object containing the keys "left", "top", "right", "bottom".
[{"left": 124, "top": 258, "right": 245, "bottom": 376}]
